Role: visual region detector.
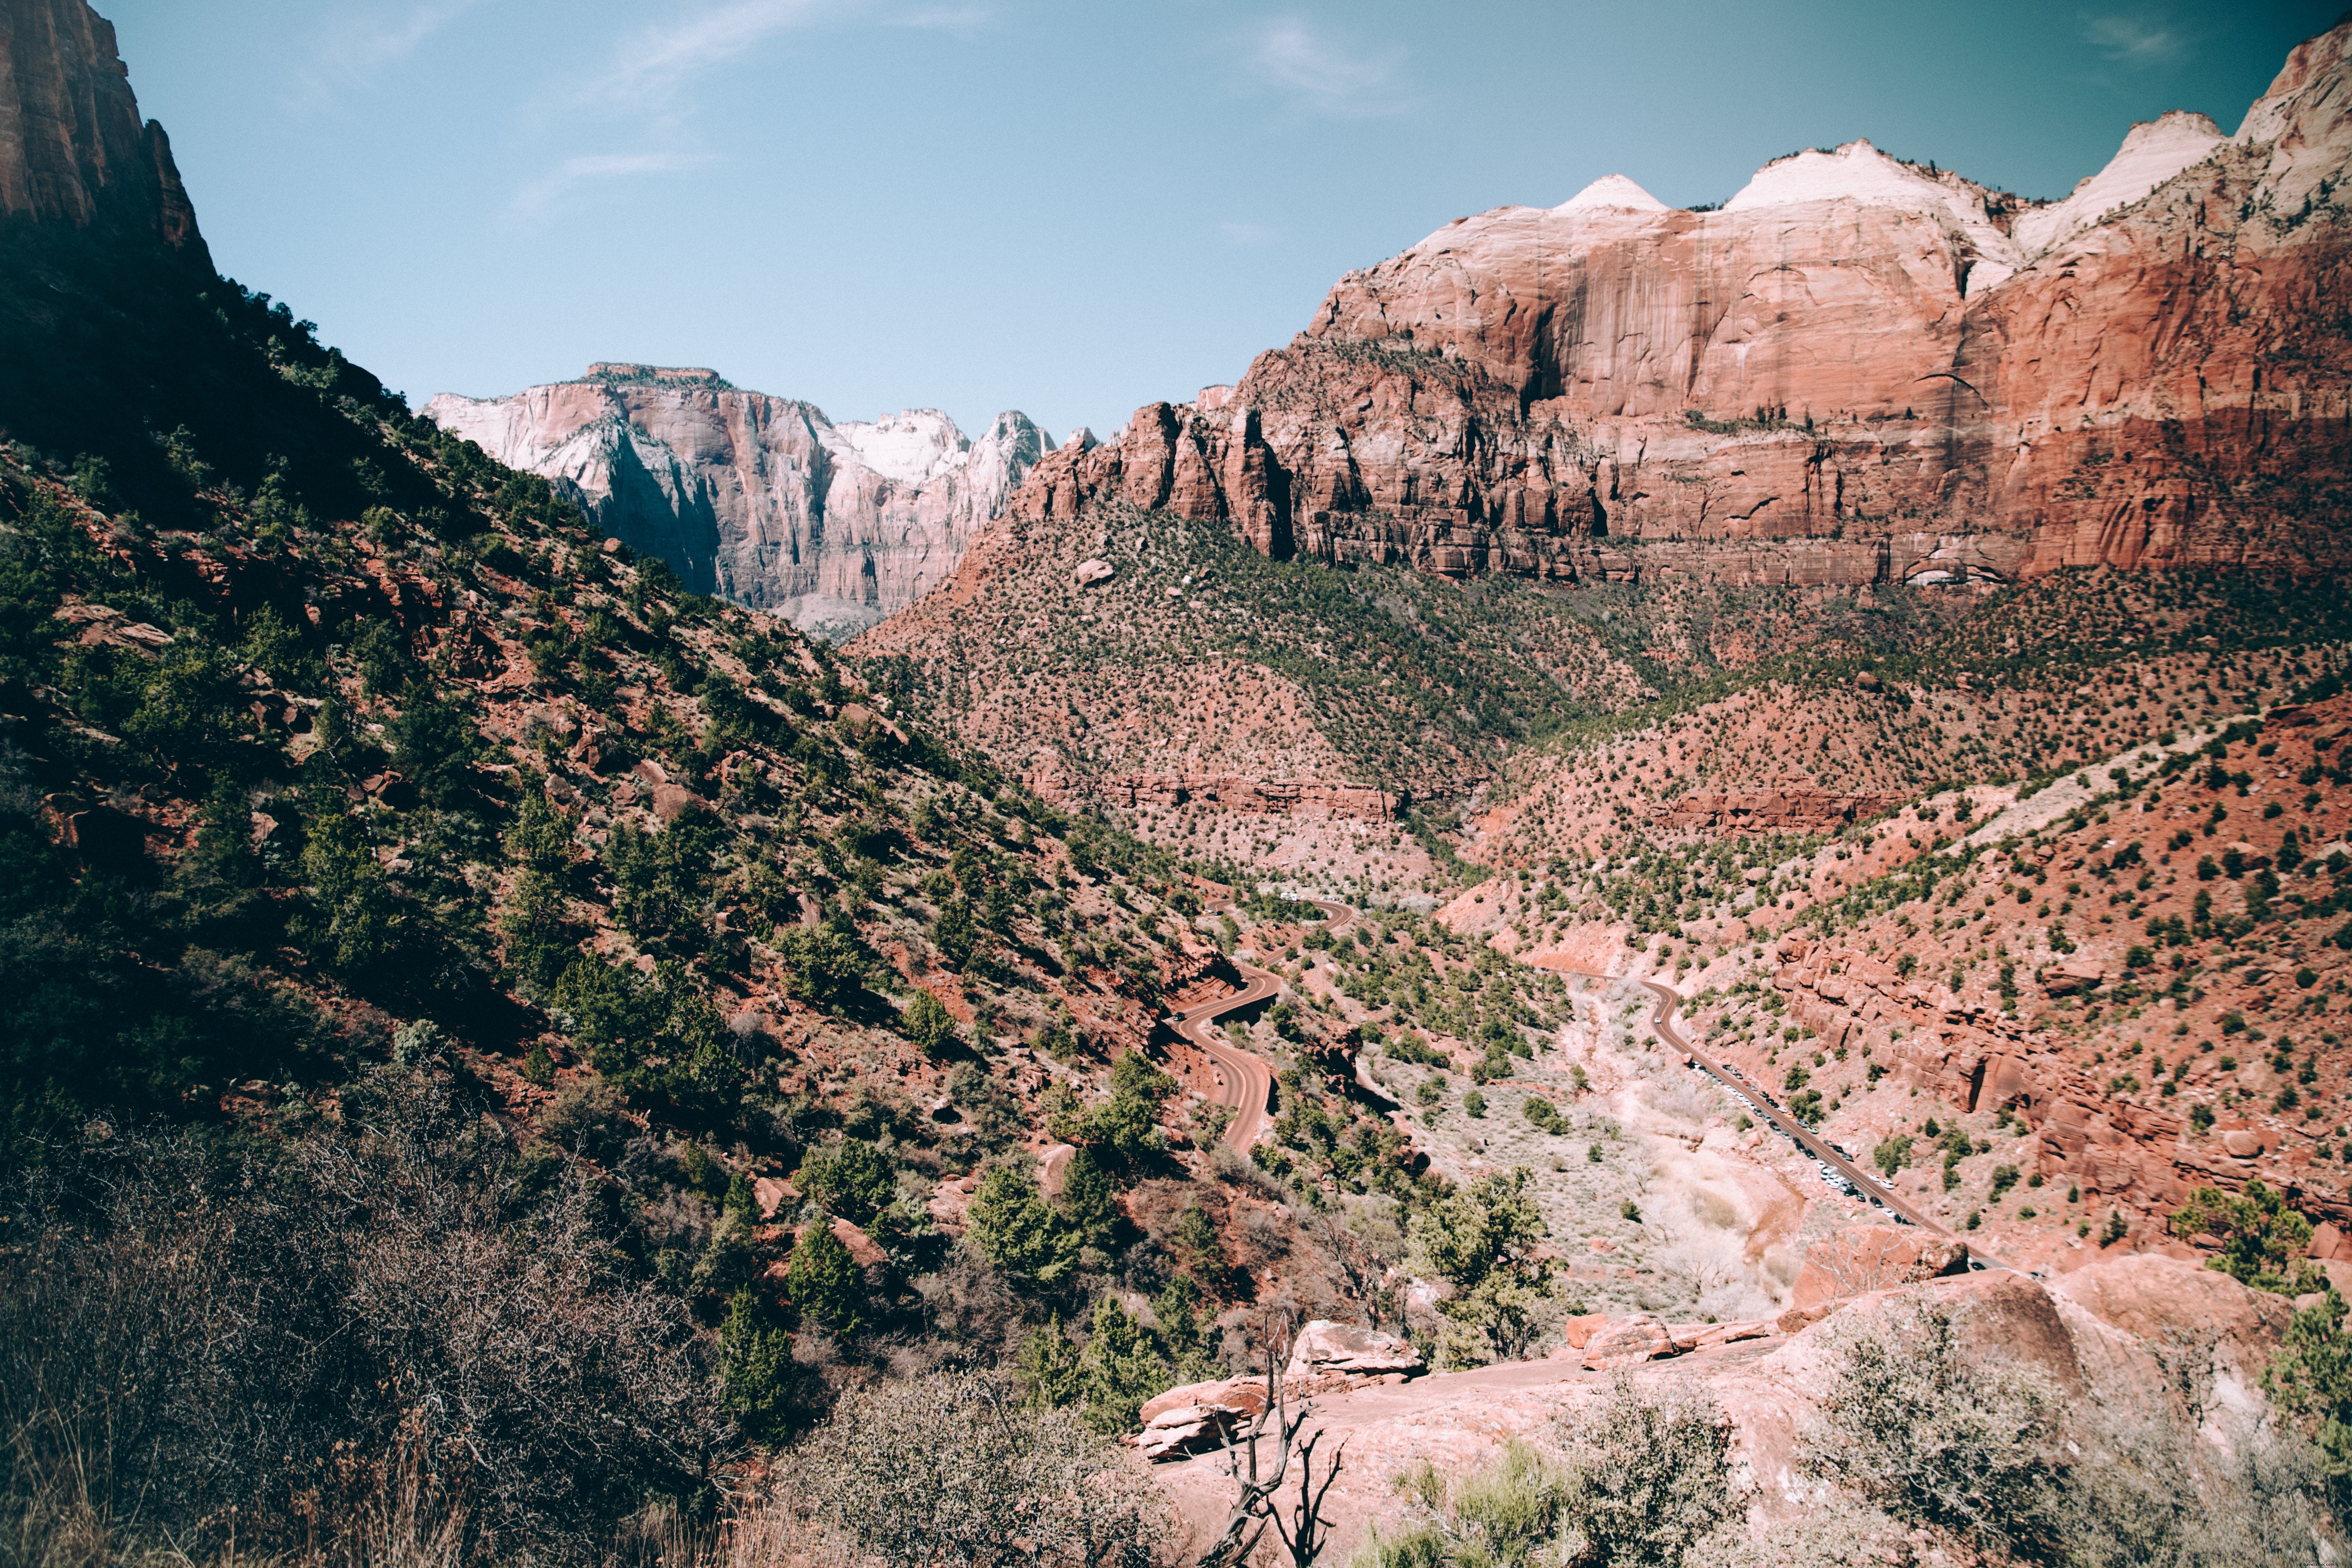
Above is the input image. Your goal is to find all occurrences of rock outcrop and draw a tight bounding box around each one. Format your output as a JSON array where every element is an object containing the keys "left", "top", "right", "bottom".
[
  {"left": 427, "top": 368, "right": 1052, "bottom": 639},
  {"left": 0, "top": 0, "right": 206, "bottom": 263},
  {"left": 1012, "top": 20, "right": 2352, "bottom": 585},
  {"left": 1788, "top": 1224, "right": 1970, "bottom": 1309},
  {"left": 1284, "top": 1320, "right": 1424, "bottom": 1379}
]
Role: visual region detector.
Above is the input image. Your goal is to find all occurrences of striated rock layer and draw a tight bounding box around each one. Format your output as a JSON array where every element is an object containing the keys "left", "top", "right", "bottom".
[
  {"left": 1013, "top": 21, "right": 2352, "bottom": 587},
  {"left": 428, "top": 367, "right": 1052, "bottom": 640},
  {"left": 0, "top": 0, "right": 205, "bottom": 262}
]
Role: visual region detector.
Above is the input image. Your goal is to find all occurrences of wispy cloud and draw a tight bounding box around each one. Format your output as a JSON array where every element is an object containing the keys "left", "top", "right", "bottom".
[
  {"left": 588, "top": 0, "right": 860, "bottom": 105},
  {"left": 293, "top": 0, "right": 487, "bottom": 109},
  {"left": 2080, "top": 11, "right": 2182, "bottom": 64},
  {"left": 1219, "top": 219, "right": 1279, "bottom": 247},
  {"left": 890, "top": 4, "right": 992, "bottom": 31},
  {"left": 1237, "top": 16, "right": 1407, "bottom": 119},
  {"left": 507, "top": 151, "right": 712, "bottom": 222}
]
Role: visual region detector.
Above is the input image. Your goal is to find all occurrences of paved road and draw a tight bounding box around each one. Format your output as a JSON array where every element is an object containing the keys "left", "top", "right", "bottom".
[
  {"left": 1630, "top": 978, "right": 1956, "bottom": 1236},
  {"left": 1173, "top": 963, "right": 1282, "bottom": 1149},
  {"left": 1175, "top": 897, "right": 1357, "bottom": 1151}
]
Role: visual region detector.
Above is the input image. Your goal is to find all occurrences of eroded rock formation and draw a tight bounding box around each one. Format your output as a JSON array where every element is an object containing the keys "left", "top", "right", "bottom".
[
  {"left": 0, "top": 0, "right": 205, "bottom": 261},
  {"left": 1014, "top": 21, "right": 2352, "bottom": 586},
  {"left": 428, "top": 367, "right": 1052, "bottom": 639}
]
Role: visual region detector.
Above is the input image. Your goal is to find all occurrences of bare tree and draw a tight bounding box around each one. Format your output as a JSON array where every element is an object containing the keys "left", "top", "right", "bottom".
[{"left": 1197, "top": 1316, "right": 1348, "bottom": 1568}]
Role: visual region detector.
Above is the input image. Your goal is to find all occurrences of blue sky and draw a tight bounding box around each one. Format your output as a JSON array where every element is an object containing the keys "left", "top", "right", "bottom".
[{"left": 107, "top": 0, "right": 2338, "bottom": 443}]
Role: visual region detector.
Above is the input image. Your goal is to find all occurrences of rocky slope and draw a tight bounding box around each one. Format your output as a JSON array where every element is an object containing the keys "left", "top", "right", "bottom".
[
  {"left": 428, "top": 368, "right": 1052, "bottom": 640},
  {"left": 1012, "top": 21, "right": 2352, "bottom": 587}
]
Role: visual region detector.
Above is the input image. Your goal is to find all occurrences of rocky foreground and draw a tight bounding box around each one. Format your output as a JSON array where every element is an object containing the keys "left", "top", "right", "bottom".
[{"left": 1148, "top": 1253, "right": 2299, "bottom": 1559}]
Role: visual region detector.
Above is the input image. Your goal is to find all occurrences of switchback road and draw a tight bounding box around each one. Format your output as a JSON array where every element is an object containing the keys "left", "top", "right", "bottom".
[
  {"left": 1176, "top": 897, "right": 1356, "bottom": 1150},
  {"left": 1173, "top": 963, "right": 1282, "bottom": 1150}
]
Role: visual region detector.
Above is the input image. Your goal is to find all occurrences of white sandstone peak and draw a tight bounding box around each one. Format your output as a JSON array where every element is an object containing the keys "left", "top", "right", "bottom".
[
  {"left": 1725, "top": 140, "right": 1948, "bottom": 211},
  {"left": 1722, "top": 139, "right": 2022, "bottom": 293},
  {"left": 826, "top": 409, "right": 971, "bottom": 486},
  {"left": 426, "top": 376, "right": 1047, "bottom": 640},
  {"left": 2013, "top": 110, "right": 2224, "bottom": 258},
  {"left": 1556, "top": 174, "right": 1667, "bottom": 212}
]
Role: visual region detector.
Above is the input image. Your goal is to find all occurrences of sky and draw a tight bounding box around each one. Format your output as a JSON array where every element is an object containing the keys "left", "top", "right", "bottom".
[{"left": 105, "top": 0, "right": 2342, "bottom": 444}]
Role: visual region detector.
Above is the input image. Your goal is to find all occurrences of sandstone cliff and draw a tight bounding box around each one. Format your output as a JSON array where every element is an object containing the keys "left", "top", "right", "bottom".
[
  {"left": 1014, "top": 20, "right": 2352, "bottom": 587},
  {"left": 0, "top": 0, "right": 205, "bottom": 262},
  {"left": 428, "top": 366, "right": 1052, "bottom": 639}
]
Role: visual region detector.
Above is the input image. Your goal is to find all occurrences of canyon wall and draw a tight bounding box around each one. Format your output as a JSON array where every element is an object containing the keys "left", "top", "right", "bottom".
[
  {"left": 429, "top": 367, "right": 1052, "bottom": 640},
  {"left": 0, "top": 0, "right": 205, "bottom": 262},
  {"left": 1014, "top": 22, "right": 2352, "bottom": 588}
]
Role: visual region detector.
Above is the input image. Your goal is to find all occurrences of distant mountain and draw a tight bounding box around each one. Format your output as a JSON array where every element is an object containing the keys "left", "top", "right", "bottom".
[
  {"left": 429, "top": 368, "right": 1055, "bottom": 639},
  {"left": 1015, "top": 21, "right": 2352, "bottom": 585}
]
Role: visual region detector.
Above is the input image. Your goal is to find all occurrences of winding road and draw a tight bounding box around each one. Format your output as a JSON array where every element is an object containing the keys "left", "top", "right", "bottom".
[
  {"left": 1176, "top": 899, "right": 1356, "bottom": 1150},
  {"left": 1632, "top": 979, "right": 1951, "bottom": 1234}
]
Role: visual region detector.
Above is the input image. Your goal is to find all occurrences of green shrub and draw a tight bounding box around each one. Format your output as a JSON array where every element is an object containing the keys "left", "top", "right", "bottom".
[
  {"left": 1802, "top": 1299, "right": 2062, "bottom": 1558},
  {"left": 794, "top": 1139, "right": 895, "bottom": 1225},
  {"left": 2171, "top": 1179, "right": 2319, "bottom": 1294},
  {"left": 783, "top": 1219, "right": 862, "bottom": 1333},
  {"left": 782, "top": 1371, "right": 1170, "bottom": 1568},
  {"left": 903, "top": 987, "right": 957, "bottom": 1056}
]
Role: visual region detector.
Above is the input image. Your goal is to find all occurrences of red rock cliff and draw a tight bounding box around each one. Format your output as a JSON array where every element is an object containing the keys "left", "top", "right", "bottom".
[
  {"left": 0, "top": 0, "right": 206, "bottom": 263},
  {"left": 1017, "top": 21, "right": 2352, "bottom": 587}
]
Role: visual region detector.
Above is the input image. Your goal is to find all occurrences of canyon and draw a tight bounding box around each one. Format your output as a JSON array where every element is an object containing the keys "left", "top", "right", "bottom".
[
  {"left": 3, "top": 3, "right": 2351, "bottom": 1565},
  {"left": 1012, "top": 23, "right": 2352, "bottom": 590},
  {"left": 428, "top": 367, "right": 1056, "bottom": 639}
]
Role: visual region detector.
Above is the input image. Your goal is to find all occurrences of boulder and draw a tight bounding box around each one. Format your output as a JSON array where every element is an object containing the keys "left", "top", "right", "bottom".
[
  {"left": 1134, "top": 1376, "right": 1276, "bottom": 1461},
  {"left": 1790, "top": 1225, "right": 1969, "bottom": 1310},
  {"left": 1285, "top": 1320, "right": 1424, "bottom": 1380},
  {"left": 1073, "top": 558, "right": 1115, "bottom": 588},
  {"left": 750, "top": 1174, "right": 795, "bottom": 1219},
  {"left": 2044, "top": 958, "right": 2107, "bottom": 996},
  {"left": 1775, "top": 1270, "right": 2089, "bottom": 1394},
  {"left": 1560, "top": 1312, "right": 1612, "bottom": 1349},
  {"left": 1136, "top": 1404, "right": 1232, "bottom": 1461},
  {"left": 1680, "top": 1319, "right": 1775, "bottom": 1350},
  {"left": 2223, "top": 1129, "right": 2263, "bottom": 1159},
  {"left": 1583, "top": 1314, "right": 1676, "bottom": 1368}
]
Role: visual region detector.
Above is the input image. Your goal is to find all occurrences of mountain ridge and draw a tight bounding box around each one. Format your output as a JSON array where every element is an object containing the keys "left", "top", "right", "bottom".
[
  {"left": 1010, "top": 19, "right": 2352, "bottom": 591},
  {"left": 427, "top": 372, "right": 1054, "bottom": 640}
]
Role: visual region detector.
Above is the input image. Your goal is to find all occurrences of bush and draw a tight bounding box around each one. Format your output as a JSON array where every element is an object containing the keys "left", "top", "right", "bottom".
[
  {"left": 965, "top": 1160, "right": 1075, "bottom": 1283},
  {"left": 779, "top": 1371, "right": 1173, "bottom": 1568},
  {"left": 388, "top": 695, "right": 483, "bottom": 807},
  {"left": 794, "top": 1138, "right": 895, "bottom": 1224},
  {"left": 1555, "top": 1378, "right": 1739, "bottom": 1568},
  {"left": 903, "top": 986, "right": 957, "bottom": 1056},
  {"left": 0, "top": 1078, "right": 726, "bottom": 1565},
  {"left": 773, "top": 921, "right": 868, "bottom": 1013},
  {"left": 1409, "top": 1168, "right": 1550, "bottom": 1366},
  {"left": 784, "top": 1220, "right": 862, "bottom": 1334},
  {"left": 2172, "top": 1179, "right": 2319, "bottom": 1293},
  {"left": 1800, "top": 1298, "right": 2062, "bottom": 1558},
  {"left": 1363, "top": 1439, "right": 1566, "bottom": 1568}
]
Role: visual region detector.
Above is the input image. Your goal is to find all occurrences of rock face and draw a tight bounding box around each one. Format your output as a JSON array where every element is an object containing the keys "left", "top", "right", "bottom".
[
  {"left": 1012, "top": 21, "right": 2352, "bottom": 585},
  {"left": 0, "top": 0, "right": 206, "bottom": 263},
  {"left": 1145, "top": 1259, "right": 2296, "bottom": 1558},
  {"left": 1285, "top": 1320, "right": 1424, "bottom": 1378},
  {"left": 1788, "top": 1225, "right": 1970, "bottom": 1309},
  {"left": 427, "top": 367, "right": 1052, "bottom": 640}
]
